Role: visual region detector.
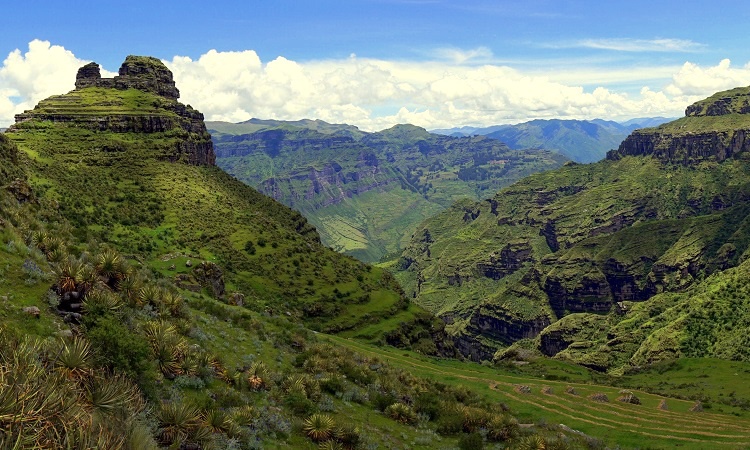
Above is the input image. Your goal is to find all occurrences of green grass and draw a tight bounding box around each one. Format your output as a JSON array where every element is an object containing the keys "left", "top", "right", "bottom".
[{"left": 326, "top": 335, "right": 750, "bottom": 449}]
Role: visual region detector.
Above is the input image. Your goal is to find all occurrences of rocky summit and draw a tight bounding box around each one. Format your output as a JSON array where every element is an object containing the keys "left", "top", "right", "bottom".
[
  {"left": 12, "top": 56, "right": 214, "bottom": 166},
  {"left": 74, "top": 56, "right": 180, "bottom": 100}
]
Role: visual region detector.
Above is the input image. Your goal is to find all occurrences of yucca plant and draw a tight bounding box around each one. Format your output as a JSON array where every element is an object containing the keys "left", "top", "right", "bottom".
[
  {"left": 318, "top": 440, "right": 344, "bottom": 450},
  {"left": 82, "top": 289, "right": 124, "bottom": 317},
  {"left": 516, "top": 435, "right": 549, "bottom": 450},
  {"left": 486, "top": 413, "right": 519, "bottom": 442},
  {"left": 230, "top": 405, "right": 256, "bottom": 427},
  {"left": 96, "top": 249, "right": 126, "bottom": 288},
  {"left": 247, "top": 360, "right": 269, "bottom": 391},
  {"left": 54, "top": 336, "right": 93, "bottom": 379},
  {"left": 303, "top": 413, "right": 335, "bottom": 442},
  {"left": 336, "top": 422, "right": 361, "bottom": 450},
  {"left": 0, "top": 331, "right": 89, "bottom": 448},
  {"left": 83, "top": 373, "right": 143, "bottom": 415},
  {"left": 52, "top": 257, "right": 83, "bottom": 293},
  {"left": 384, "top": 402, "right": 418, "bottom": 425},
  {"left": 118, "top": 273, "right": 142, "bottom": 306},
  {"left": 202, "top": 408, "right": 233, "bottom": 434},
  {"left": 156, "top": 400, "right": 202, "bottom": 446},
  {"left": 138, "top": 285, "right": 163, "bottom": 308},
  {"left": 152, "top": 339, "right": 183, "bottom": 378},
  {"left": 161, "top": 290, "right": 185, "bottom": 317}
]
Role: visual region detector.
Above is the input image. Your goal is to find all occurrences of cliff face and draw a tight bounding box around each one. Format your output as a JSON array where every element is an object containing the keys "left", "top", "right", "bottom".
[
  {"left": 609, "top": 85, "right": 750, "bottom": 165},
  {"left": 12, "top": 56, "right": 214, "bottom": 166}
]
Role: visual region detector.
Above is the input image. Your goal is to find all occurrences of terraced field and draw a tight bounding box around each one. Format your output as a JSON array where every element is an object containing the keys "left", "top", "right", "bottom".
[{"left": 326, "top": 335, "right": 750, "bottom": 449}]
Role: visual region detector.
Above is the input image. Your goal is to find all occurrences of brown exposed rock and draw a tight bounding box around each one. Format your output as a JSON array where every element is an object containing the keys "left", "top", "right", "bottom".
[
  {"left": 22, "top": 306, "right": 40, "bottom": 318},
  {"left": 6, "top": 178, "right": 34, "bottom": 203},
  {"left": 476, "top": 242, "right": 533, "bottom": 280},
  {"left": 75, "top": 56, "right": 179, "bottom": 99},
  {"left": 193, "top": 261, "right": 226, "bottom": 299}
]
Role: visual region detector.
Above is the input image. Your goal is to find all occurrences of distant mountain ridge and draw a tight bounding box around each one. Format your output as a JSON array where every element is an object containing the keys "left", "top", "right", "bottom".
[
  {"left": 432, "top": 117, "right": 673, "bottom": 163},
  {"left": 210, "top": 119, "right": 567, "bottom": 262}
]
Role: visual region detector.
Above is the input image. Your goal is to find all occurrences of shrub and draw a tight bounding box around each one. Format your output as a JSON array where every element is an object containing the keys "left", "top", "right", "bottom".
[
  {"left": 86, "top": 316, "right": 152, "bottom": 379},
  {"left": 385, "top": 402, "right": 418, "bottom": 425},
  {"left": 458, "top": 432, "right": 484, "bottom": 450}
]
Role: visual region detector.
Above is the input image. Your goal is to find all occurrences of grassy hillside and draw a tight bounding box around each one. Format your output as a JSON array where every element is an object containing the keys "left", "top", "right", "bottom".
[
  {"left": 212, "top": 120, "right": 567, "bottom": 262},
  {"left": 394, "top": 85, "right": 750, "bottom": 368},
  {"left": 327, "top": 335, "right": 750, "bottom": 449},
  {"left": 0, "top": 57, "right": 613, "bottom": 449}
]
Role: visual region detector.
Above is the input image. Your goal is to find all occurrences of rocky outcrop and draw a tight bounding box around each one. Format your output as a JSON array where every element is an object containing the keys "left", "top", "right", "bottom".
[
  {"left": 609, "top": 86, "right": 750, "bottom": 164},
  {"left": 13, "top": 56, "right": 215, "bottom": 166},
  {"left": 468, "top": 306, "right": 551, "bottom": 346},
  {"left": 610, "top": 129, "right": 750, "bottom": 164},
  {"left": 476, "top": 242, "right": 533, "bottom": 280},
  {"left": 75, "top": 56, "right": 180, "bottom": 99}
]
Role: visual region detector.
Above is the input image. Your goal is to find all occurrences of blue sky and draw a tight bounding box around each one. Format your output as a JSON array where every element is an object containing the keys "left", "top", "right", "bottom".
[{"left": 2, "top": 0, "right": 750, "bottom": 129}]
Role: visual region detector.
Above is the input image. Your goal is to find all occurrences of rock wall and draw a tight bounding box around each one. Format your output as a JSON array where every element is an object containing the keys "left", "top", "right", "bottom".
[{"left": 609, "top": 129, "right": 750, "bottom": 164}]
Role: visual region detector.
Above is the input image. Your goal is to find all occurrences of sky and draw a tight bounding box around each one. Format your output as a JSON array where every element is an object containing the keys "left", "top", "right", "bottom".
[{"left": 1, "top": 0, "right": 750, "bottom": 130}]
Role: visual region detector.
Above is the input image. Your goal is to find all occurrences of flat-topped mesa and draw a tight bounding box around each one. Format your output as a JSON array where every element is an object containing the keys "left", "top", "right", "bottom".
[
  {"left": 75, "top": 56, "right": 180, "bottom": 99},
  {"left": 608, "top": 85, "right": 750, "bottom": 165}
]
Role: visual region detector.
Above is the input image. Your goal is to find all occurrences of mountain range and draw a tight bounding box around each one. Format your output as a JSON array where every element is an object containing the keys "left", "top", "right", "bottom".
[
  {"left": 432, "top": 117, "right": 673, "bottom": 163},
  {"left": 209, "top": 120, "right": 567, "bottom": 262},
  {"left": 3, "top": 54, "right": 750, "bottom": 448}
]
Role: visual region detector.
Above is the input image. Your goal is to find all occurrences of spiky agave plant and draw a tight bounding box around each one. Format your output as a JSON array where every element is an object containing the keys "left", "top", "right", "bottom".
[
  {"left": 247, "top": 360, "right": 270, "bottom": 391},
  {"left": 54, "top": 336, "right": 93, "bottom": 380},
  {"left": 138, "top": 285, "right": 163, "bottom": 309},
  {"left": 156, "top": 400, "right": 202, "bottom": 446},
  {"left": 384, "top": 402, "right": 418, "bottom": 425},
  {"left": 118, "top": 273, "right": 142, "bottom": 306},
  {"left": 0, "top": 330, "right": 88, "bottom": 448},
  {"left": 143, "top": 320, "right": 187, "bottom": 377},
  {"left": 303, "top": 413, "right": 335, "bottom": 442},
  {"left": 96, "top": 249, "right": 126, "bottom": 289},
  {"left": 82, "top": 289, "right": 124, "bottom": 317},
  {"left": 52, "top": 257, "right": 83, "bottom": 294},
  {"left": 161, "top": 290, "right": 185, "bottom": 318},
  {"left": 83, "top": 373, "right": 143, "bottom": 415},
  {"left": 202, "top": 408, "right": 233, "bottom": 434}
]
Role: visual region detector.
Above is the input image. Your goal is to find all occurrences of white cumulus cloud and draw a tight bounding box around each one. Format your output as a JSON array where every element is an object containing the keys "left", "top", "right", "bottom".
[{"left": 2, "top": 40, "right": 750, "bottom": 130}]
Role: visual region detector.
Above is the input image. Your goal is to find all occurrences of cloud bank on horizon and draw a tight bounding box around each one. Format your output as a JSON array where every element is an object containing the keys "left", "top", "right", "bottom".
[{"left": 2, "top": 40, "right": 750, "bottom": 131}]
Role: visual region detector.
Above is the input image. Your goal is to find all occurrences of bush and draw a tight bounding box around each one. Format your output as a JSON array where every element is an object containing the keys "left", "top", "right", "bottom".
[
  {"left": 86, "top": 315, "right": 151, "bottom": 378},
  {"left": 458, "top": 432, "right": 484, "bottom": 450}
]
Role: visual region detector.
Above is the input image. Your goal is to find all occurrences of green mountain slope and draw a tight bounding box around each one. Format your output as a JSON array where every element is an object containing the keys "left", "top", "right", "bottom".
[
  {"left": 394, "top": 85, "right": 750, "bottom": 367},
  {"left": 0, "top": 55, "right": 616, "bottom": 449},
  {"left": 6, "top": 56, "right": 422, "bottom": 339},
  {"left": 211, "top": 120, "right": 568, "bottom": 262}
]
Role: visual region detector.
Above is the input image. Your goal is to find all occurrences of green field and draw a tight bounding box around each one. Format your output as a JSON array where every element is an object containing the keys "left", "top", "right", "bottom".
[{"left": 325, "top": 335, "right": 750, "bottom": 449}]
